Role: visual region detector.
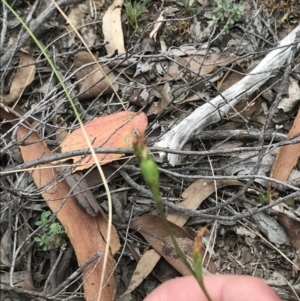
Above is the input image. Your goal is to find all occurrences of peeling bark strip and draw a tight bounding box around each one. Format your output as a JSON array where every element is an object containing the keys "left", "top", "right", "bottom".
[{"left": 155, "top": 25, "right": 300, "bottom": 166}]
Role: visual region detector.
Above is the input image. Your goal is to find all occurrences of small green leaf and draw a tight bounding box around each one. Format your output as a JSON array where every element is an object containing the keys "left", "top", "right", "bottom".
[{"left": 34, "top": 237, "right": 41, "bottom": 243}]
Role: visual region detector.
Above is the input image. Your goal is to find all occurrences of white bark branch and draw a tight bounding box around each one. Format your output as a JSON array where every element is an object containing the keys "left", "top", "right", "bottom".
[{"left": 155, "top": 25, "right": 300, "bottom": 166}]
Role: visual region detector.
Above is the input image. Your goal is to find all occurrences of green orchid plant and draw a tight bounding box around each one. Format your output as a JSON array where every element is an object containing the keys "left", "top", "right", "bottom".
[{"left": 133, "top": 135, "right": 213, "bottom": 301}]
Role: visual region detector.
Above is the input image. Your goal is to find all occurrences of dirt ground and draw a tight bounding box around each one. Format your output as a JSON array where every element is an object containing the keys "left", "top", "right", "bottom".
[{"left": 1, "top": 0, "right": 300, "bottom": 300}]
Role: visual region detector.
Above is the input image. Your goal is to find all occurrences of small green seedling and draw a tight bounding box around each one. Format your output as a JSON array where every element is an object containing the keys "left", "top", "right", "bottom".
[
  {"left": 212, "top": 0, "right": 243, "bottom": 34},
  {"left": 34, "top": 211, "right": 66, "bottom": 251},
  {"left": 179, "top": 0, "right": 198, "bottom": 15},
  {"left": 257, "top": 190, "right": 273, "bottom": 205},
  {"left": 287, "top": 198, "right": 295, "bottom": 207},
  {"left": 258, "top": 192, "right": 270, "bottom": 205},
  {"left": 133, "top": 135, "right": 213, "bottom": 301},
  {"left": 124, "top": 0, "right": 148, "bottom": 28}
]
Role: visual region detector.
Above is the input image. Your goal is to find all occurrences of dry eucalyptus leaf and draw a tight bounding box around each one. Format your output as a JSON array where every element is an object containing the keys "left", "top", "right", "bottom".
[
  {"left": 157, "top": 56, "right": 190, "bottom": 81},
  {"left": 278, "top": 77, "right": 300, "bottom": 113},
  {"left": 122, "top": 249, "right": 161, "bottom": 296},
  {"left": 217, "top": 64, "right": 245, "bottom": 91},
  {"left": 13, "top": 117, "right": 119, "bottom": 301},
  {"left": 0, "top": 244, "right": 10, "bottom": 269},
  {"left": 158, "top": 53, "right": 232, "bottom": 81},
  {"left": 188, "top": 53, "right": 221, "bottom": 75},
  {"left": 74, "top": 51, "right": 118, "bottom": 100},
  {"left": 129, "top": 88, "right": 150, "bottom": 107},
  {"left": 0, "top": 271, "right": 33, "bottom": 288},
  {"left": 34, "top": 77, "right": 55, "bottom": 94},
  {"left": 102, "top": 0, "right": 125, "bottom": 54},
  {"left": 2, "top": 49, "right": 36, "bottom": 104},
  {"left": 130, "top": 214, "right": 194, "bottom": 276},
  {"left": 60, "top": 111, "right": 148, "bottom": 171},
  {"left": 168, "top": 179, "right": 243, "bottom": 226},
  {"left": 270, "top": 109, "right": 300, "bottom": 184},
  {"left": 147, "top": 82, "right": 171, "bottom": 115},
  {"left": 66, "top": 1, "right": 98, "bottom": 47},
  {"left": 0, "top": 107, "right": 120, "bottom": 300}
]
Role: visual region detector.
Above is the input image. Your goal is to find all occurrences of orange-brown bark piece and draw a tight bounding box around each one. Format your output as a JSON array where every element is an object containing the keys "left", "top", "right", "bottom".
[
  {"left": 60, "top": 111, "right": 148, "bottom": 171},
  {"left": 270, "top": 109, "right": 300, "bottom": 183},
  {"left": 16, "top": 125, "right": 119, "bottom": 301}
]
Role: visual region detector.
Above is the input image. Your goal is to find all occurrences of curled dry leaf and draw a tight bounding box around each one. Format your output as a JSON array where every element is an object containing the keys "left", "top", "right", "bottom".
[
  {"left": 149, "top": 10, "right": 164, "bottom": 42},
  {"left": 74, "top": 51, "right": 119, "bottom": 100},
  {"left": 60, "top": 111, "right": 148, "bottom": 171},
  {"left": 278, "top": 77, "right": 300, "bottom": 113},
  {"left": 2, "top": 49, "right": 36, "bottom": 104},
  {"left": 102, "top": 0, "right": 125, "bottom": 55},
  {"left": 64, "top": 171, "right": 104, "bottom": 217},
  {"left": 193, "top": 228, "right": 210, "bottom": 255},
  {"left": 0, "top": 108, "right": 120, "bottom": 301},
  {"left": 147, "top": 82, "right": 171, "bottom": 116}
]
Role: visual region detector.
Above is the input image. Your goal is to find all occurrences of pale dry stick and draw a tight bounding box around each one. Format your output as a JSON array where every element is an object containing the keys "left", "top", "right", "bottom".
[
  {"left": 0, "top": 2, "right": 7, "bottom": 49},
  {"left": 278, "top": 274, "right": 300, "bottom": 301},
  {"left": 43, "top": 247, "right": 65, "bottom": 294},
  {"left": 10, "top": 211, "right": 19, "bottom": 287},
  {"left": 156, "top": 24, "right": 300, "bottom": 165},
  {"left": 50, "top": 2, "right": 129, "bottom": 301}
]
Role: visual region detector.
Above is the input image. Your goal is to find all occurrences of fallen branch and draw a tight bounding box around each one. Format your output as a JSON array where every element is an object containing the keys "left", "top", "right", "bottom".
[{"left": 155, "top": 24, "right": 300, "bottom": 166}]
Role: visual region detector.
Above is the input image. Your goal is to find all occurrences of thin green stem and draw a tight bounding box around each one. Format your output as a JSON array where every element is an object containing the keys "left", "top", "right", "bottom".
[
  {"left": 154, "top": 194, "right": 195, "bottom": 276},
  {"left": 134, "top": 141, "right": 213, "bottom": 301},
  {"left": 154, "top": 193, "right": 213, "bottom": 301}
]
